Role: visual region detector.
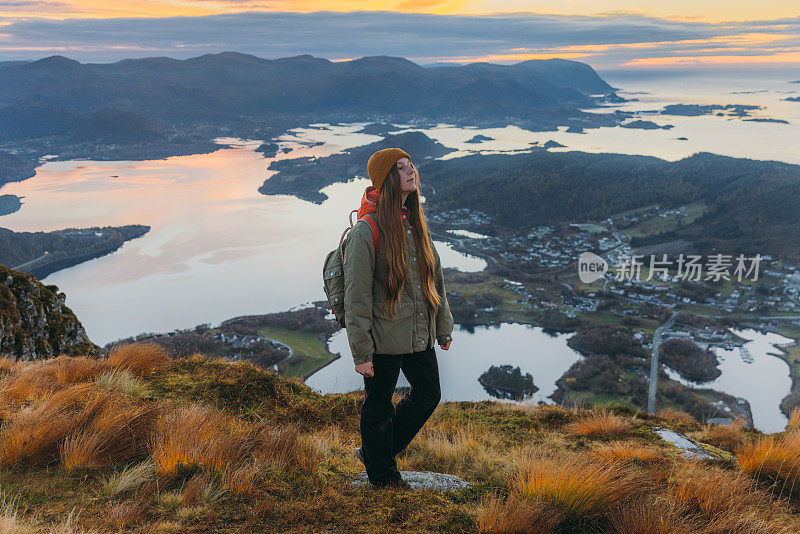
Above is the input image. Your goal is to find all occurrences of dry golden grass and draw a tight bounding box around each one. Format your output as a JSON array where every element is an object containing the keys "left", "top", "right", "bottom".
[
  {"left": 512, "top": 454, "right": 647, "bottom": 520},
  {"left": 516, "top": 402, "right": 575, "bottom": 427},
  {"left": 476, "top": 493, "right": 565, "bottom": 534},
  {"left": 1, "top": 359, "right": 66, "bottom": 403},
  {"left": 60, "top": 398, "right": 158, "bottom": 470},
  {"left": 397, "top": 419, "right": 511, "bottom": 485},
  {"left": 150, "top": 403, "right": 313, "bottom": 479},
  {"left": 150, "top": 403, "right": 236, "bottom": 476},
  {"left": 0, "top": 379, "right": 157, "bottom": 469},
  {"left": 737, "top": 433, "right": 800, "bottom": 494},
  {"left": 54, "top": 356, "right": 112, "bottom": 384},
  {"left": 106, "top": 481, "right": 157, "bottom": 529},
  {"left": 697, "top": 512, "right": 799, "bottom": 534},
  {"left": 4, "top": 350, "right": 800, "bottom": 533},
  {"left": 107, "top": 342, "right": 171, "bottom": 376},
  {"left": 694, "top": 418, "right": 746, "bottom": 451},
  {"left": 668, "top": 461, "right": 777, "bottom": 521},
  {"left": 179, "top": 473, "right": 208, "bottom": 506},
  {"left": 0, "top": 355, "right": 111, "bottom": 404},
  {"left": 605, "top": 500, "right": 702, "bottom": 534},
  {"left": 0, "top": 357, "right": 23, "bottom": 376},
  {"left": 565, "top": 410, "right": 634, "bottom": 438},
  {"left": 221, "top": 460, "right": 261, "bottom": 496},
  {"left": 0, "top": 384, "right": 104, "bottom": 466},
  {"left": 788, "top": 406, "right": 800, "bottom": 432},
  {"left": 305, "top": 425, "right": 354, "bottom": 461},
  {"left": 590, "top": 440, "right": 663, "bottom": 464},
  {"left": 657, "top": 407, "right": 696, "bottom": 426}
]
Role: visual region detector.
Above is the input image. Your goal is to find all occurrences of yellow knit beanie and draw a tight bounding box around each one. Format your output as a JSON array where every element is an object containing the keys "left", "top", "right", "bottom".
[{"left": 367, "top": 148, "right": 412, "bottom": 192}]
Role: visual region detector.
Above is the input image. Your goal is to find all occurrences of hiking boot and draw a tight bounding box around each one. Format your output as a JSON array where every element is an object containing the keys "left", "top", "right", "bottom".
[{"left": 371, "top": 473, "right": 411, "bottom": 490}]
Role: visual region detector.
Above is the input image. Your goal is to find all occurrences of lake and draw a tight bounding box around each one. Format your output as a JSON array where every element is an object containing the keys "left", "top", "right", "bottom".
[
  {"left": 0, "top": 133, "right": 485, "bottom": 345},
  {"left": 306, "top": 322, "right": 583, "bottom": 405},
  {"left": 663, "top": 328, "right": 794, "bottom": 434}
]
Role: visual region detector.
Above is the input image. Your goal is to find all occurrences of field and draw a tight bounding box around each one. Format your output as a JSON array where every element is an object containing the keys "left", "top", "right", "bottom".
[{"left": 257, "top": 326, "right": 336, "bottom": 380}]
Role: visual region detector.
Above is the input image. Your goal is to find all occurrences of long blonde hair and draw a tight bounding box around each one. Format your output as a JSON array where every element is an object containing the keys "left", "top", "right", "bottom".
[{"left": 375, "top": 164, "right": 441, "bottom": 319}]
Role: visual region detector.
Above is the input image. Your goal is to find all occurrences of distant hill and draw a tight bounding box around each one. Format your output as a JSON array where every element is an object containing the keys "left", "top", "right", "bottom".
[
  {"left": 0, "top": 53, "right": 617, "bottom": 128},
  {"left": 0, "top": 263, "right": 98, "bottom": 359},
  {"left": 0, "top": 103, "right": 167, "bottom": 144},
  {"left": 421, "top": 150, "right": 800, "bottom": 261}
]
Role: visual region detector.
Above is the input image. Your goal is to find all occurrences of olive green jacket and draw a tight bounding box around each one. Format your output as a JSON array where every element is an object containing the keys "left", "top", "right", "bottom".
[{"left": 343, "top": 213, "right": 454, "bottom": 365}]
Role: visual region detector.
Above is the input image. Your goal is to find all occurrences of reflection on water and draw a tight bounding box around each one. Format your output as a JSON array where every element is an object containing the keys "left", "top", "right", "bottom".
[
  {"left": 306, "top": 322, "right": 582, "bottom": 404},
  {"left": 663, "top": 328, "right": 793, "bottom": 433},
  {"left": 432, "top": 240, "right": 487, "bottom": 272},
  {"left": 448, "top": 229, "right": 489, "bottom": 239},
  {"left": 387, "top": 72, "right": 799, "bottom": 164},
  {"left": 0, "top": 133, "right": 485, "bottom": 345}
]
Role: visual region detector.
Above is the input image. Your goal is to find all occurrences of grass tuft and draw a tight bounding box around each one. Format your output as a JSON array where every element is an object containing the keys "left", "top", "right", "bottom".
[
  {"left": 95, "top": 369, "right": 151, "bottom": 397},
  {"left": 788, "top": 406, "right": 800, "bottom": 432},
  {"left": 565, "top": 410, "right": 634, "bottom": 438},
  {"left": 694, "top": 418, "right": 746, "bottom": 451},
  {"left": 107, "top": 342, "right": 171, "bottom": 377},
  {"left": 97, "top": 460, "right": 156, "bottom": 499},
  {"left": 476, "top": 492, "right": 565, "bottom": 533},
  {"left": 657, "top": 407, "right": 696, "bottom": 426},
  {"left": 512, "top": 455, "right": 646, "bottom": 521}
]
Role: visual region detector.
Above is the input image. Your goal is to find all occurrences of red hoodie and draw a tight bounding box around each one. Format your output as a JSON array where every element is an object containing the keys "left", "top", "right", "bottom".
[{"left": 356, "top": 185, "right": 409, "bottom": 221}]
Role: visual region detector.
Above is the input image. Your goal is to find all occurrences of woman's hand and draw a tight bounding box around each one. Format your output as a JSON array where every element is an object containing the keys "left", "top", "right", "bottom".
[
  {"left": 355, "top": 361, "right": 374, "bottom": 377},
  {"left": 439, "top": 340, "right": 452, "bottom": 350}
]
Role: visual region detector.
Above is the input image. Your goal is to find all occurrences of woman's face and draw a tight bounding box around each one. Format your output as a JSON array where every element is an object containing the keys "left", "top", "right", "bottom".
[{"left": 396, "top": 157, "right": 417, "bottom": 194}]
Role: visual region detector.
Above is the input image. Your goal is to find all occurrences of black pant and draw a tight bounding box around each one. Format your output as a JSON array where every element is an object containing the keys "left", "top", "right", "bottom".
[{"left": 360, "top": 345, "right": 441, "bottom": 485}]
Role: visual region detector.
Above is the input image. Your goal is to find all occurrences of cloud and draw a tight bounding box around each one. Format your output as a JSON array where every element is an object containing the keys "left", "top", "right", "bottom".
[{"left": 0, "top": 10, "right": 797, "bottom": 69}]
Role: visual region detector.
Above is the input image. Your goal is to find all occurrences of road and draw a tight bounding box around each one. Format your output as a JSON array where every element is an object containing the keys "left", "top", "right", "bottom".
[
  {"left": 648, "top": 310, "right": 677, "bottom": 414},
  {"left": 11, "top": 253, "right": 49, "bottom": 271},
  {"left": 261, "top": 337, "right": 294, "bottom": 366}
]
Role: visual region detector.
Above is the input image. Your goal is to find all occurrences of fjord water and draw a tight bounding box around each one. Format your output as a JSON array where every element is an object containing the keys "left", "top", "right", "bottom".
[
  {"left": 0, "top": 133, "right": 486, "bottom": 345},
  {"left": 664, "top": 328, "right": 794, "bottom": 434},
  {"left": 306, "top": 322, "right": 582, "bottom": 405},
  {"left": 1, "top": 69, "right": 797, "bottom": 429}
]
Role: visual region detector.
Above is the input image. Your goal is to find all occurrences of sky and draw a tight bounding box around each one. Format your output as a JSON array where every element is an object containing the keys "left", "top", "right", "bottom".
[{"left": 0, "top": 2, "right": 799, "bottom": 70}]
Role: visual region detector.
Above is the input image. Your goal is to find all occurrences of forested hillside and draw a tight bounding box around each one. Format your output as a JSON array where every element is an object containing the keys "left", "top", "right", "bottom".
[{"left": 422, "top": 150, "right": 800, "bottom": 261}]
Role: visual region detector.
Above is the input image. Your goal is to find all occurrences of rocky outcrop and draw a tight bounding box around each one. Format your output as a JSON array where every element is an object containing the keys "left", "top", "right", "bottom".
[{"left": 0, "top": 263, "right": 99, "bottom": 360}]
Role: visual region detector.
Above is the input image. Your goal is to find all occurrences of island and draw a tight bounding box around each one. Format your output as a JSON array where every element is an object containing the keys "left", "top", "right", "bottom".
[
  {"left": 658, "top": 104, "right": 761, "bottom": 117},
  {"left": 258, "top": 131, "right": 455, "bottom": 203},
  {"left": 478, "top": 364, "right": 538, "bottom": 400},
  {"left": 465, "top": 134, "right": 495, "bottom": 143},
  {"left": 621, "top": 120, "right": 674, "bottom": 130},
  {"left": 658, "top": 337, "right": 722, "bottom": 383}
]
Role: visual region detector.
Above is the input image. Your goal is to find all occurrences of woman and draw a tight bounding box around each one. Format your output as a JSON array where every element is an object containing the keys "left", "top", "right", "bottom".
[{"left": 343, "top": 147, "right": 454, "bottom": 488}]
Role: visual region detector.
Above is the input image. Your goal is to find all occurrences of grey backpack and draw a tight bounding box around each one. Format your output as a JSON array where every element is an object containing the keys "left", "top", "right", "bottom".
[{"left": 323, "top": 211, "right": 379, "bottom": 328}]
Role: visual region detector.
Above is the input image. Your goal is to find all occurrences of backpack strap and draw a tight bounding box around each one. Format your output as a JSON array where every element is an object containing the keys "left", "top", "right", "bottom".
[
  {"left": 360, "top": 213, "right": 380, "bottom": 252},
  {"left": 339, "top": 211, "right": 380, "bottom": 264}
]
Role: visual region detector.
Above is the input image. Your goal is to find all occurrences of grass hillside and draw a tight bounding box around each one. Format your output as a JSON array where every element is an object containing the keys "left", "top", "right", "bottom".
[{"left": 1, "top": 343, "right": 800, "bottom": 533}]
